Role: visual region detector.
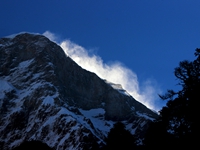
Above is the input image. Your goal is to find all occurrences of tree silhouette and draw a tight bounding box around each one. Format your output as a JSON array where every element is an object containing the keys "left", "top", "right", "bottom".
[
  {"left": 12, "top": 141, "right": 53, "bottom": 150},
  {"left": 104, "top": 122, "right": 136, "bottom": 150},
  {"left": 144, "top": 48, "right": 200, "bottom": 149}
]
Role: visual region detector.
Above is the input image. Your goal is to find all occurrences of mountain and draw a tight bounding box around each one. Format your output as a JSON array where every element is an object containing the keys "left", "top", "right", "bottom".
[{"left": 0, "top": 33, "right": 158, "bottom": 149}]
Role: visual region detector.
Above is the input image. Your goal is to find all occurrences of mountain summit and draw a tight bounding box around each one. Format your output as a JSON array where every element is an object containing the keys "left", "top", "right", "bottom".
[{"left": 0, "top": 33, "right": 157, "bottom": 149}]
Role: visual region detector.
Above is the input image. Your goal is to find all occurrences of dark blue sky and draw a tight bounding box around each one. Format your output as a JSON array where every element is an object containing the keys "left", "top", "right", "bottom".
[{"left": 1, "top": 0, "right": 200, "bottom": 111}]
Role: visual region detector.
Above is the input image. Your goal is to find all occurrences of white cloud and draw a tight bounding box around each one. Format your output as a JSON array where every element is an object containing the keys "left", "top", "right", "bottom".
[
  {"left": 43, "top": 31, "right": 162, "bottom": 111},
  {"left": 43, "top": 31, "right": 58, "bottom": 42}
]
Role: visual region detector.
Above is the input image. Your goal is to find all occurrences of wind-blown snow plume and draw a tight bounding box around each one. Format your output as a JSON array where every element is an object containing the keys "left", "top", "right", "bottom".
[{"left": 43, "top": 31, "right": 161, "bottom": 111}]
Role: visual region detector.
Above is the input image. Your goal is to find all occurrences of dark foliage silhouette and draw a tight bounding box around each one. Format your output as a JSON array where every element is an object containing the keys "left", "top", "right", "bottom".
[
  {"left": 12, "top": 141, "right": 53, "bottom": 150},
  {"left": 144, "top": 48, "right": 200, "bottom": 149},
  {"left": 104, "top": 122, "right": 136, "bottom": 150}
]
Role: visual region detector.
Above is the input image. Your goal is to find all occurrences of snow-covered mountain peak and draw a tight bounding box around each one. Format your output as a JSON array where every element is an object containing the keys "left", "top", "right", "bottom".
[{"left": 0, "top": 33, "right": 158, "bottom": 149}]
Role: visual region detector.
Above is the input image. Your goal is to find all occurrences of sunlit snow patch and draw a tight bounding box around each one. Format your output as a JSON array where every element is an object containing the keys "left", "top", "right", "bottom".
[
  {"left": 18, "top": 59, "right": 34, "bottom": 69},
  {"left": 42, "top": 95, "right": 55, "bottom": 106},
  {"left": 79, "top": 108, "right": 114, "bottom": 134},
  {"left": 136, "top": 111, "right": 155, "bottom": 121},
  {"left": 0, "top": 79, "right": 15, "bottom": 99}
]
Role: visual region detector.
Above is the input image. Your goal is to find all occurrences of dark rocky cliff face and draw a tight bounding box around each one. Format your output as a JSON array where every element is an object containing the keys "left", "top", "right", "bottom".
[{"left": 0, "top": 33, "right": 158, "bottom": 149}]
